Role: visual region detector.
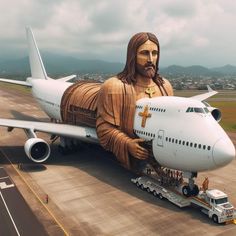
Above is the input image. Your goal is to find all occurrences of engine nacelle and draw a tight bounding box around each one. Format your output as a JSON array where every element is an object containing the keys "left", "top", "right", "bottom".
[
  {"left": 24, "top": 138, "right": 50, "bottom": 163},
  {"left": 209, "top": 107, "right": 222, "bottom": 122},
  {"left": 203, "top": 102, "right": 222, "bottom": 122}
]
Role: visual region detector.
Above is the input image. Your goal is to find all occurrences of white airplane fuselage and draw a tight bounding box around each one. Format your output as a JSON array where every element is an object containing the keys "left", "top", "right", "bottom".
[
  {"left": 134, "top": 97, "right": 235, "bottom": 172},
  {"left": 29, "top": 78, "right": 71, "bottom": 120},
  {"left": 28, "top": 77, "right": 235, "bottom": 173}
]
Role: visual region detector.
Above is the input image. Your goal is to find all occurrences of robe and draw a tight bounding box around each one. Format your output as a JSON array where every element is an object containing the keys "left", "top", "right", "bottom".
[{"left": 96, "top": 77, "right": 173, "bottom": 169}]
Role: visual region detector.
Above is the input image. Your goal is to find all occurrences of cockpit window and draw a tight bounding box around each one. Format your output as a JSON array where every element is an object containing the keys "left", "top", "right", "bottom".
[
  {"left": 186, "top": 107, "right": 205, "bottom": 113},
  {"left": 194, "top": 108, "right": 204, "bottom": 113}
]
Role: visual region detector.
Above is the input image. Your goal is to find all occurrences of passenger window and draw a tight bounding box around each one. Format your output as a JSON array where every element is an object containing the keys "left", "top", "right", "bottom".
[
  {"left": 190, "top": 143, "right": 193, "bottom": 147},
  {"left": 179, "top": 140, "right": 181, "bottom": 144},
  {"left": 207, "top": 146, "right": 211, "bottom": 150},
  {"left": 203, "top": 145, "right": 206, "bottom": 150},
  {"left": 169, "top": 138, "right": 171, "bottom": 142},
  {"left": 183, "top": 141, "right": 185, "bottom": 145},
  {"left": 172, "top": 138, "right": 174, "bottom": 143},
  {"left": 175, "top": 139, "right": 178, "bottom": 144},
  {"left": 198, "top": 144, "right": 201, "bottom": 149},
  {"left": 186, "top": 142, "right": 189, "bottom": 146},
  {"left": 194, "top": 143, "right": 197, "bottom": 148}
]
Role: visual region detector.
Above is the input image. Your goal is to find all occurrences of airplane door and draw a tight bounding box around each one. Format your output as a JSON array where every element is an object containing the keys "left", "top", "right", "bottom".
[{"left": 156, "top": 130, "right": 164, "bottom": 147}]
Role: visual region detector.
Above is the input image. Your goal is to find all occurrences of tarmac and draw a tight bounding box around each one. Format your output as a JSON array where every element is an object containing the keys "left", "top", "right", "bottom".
[{"left": 0, "top": 84, "right": 236, "bottom": 236}]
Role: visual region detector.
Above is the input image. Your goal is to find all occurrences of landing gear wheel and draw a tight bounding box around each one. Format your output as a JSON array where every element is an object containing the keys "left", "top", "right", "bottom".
[
  {"left": 212, "top": 214, "right": 219, "bottom": 224},
  {"left": 140, "top": 184, "right": 145, "bottom": 190},
  {"left": 182, "top": 186, "right": 191, "bottom": 197},
  {"left": 192, "top": 185, "right": 199, "bottom": 196},
  {"left": 153, "top": 191, "right": 158, "bottom": 197},
  {"left": 159, "top": 193, "right": 164, "bottom": 200}
]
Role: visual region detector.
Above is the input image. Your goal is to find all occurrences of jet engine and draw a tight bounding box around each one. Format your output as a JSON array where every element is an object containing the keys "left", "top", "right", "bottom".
[
  {"left": 24, "top": 138, "right": 50, "bottom": 163},
  {"left": 203, "top": 102, "right": 222, "bottom": 122},
  {"left": 208, "top": 107, "right": 222, "bottom": 122}
]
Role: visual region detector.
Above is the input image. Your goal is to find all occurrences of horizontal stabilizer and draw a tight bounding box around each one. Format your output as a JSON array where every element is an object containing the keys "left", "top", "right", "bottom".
[
  {"left": 57, "top": 74, "right": 76, "bottom": 82},
  {"left": 0, "top": 78, "right": 31, "bottom": 87},
  {"left": 191, "top": 86, "right": 218, "bottom": 101}
]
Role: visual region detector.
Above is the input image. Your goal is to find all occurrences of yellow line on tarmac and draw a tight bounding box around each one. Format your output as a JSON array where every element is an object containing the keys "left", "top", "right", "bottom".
[{"left": 0, "top": 149, "right": 70, "bottom": 236}]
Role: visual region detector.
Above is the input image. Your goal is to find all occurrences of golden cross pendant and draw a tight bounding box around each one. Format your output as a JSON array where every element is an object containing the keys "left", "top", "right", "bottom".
[{"left": 145, "top": 87, "right": 156, "bottom": 98}]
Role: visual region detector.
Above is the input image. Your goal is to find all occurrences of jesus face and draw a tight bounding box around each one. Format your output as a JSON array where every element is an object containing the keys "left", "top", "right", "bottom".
[{"left": 136, "top": 40, "right": 158, "bottom": 78}]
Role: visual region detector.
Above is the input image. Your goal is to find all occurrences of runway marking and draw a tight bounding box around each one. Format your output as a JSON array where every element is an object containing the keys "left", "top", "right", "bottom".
[
  {"left": 0, "top": 176, "right": 11, "bottom": 180},
  {"left": 0, "top": 149, "right": 69, "bottom": 236},
  {"left": 0, "top": 177, "right": 15, "bottom": 189},
  {"left": 0, "top": 191, "right": 21, "bottom": 236}
]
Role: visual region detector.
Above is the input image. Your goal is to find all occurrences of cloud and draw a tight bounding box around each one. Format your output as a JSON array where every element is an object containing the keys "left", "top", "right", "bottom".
[{"left": 0, "top": 0, "right": 236, "bottom": 66}]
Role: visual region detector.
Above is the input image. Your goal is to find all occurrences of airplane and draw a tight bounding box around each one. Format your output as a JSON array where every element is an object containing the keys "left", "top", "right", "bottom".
[{"left": 0, "top": 28, "right": 235, "bottom": 197}]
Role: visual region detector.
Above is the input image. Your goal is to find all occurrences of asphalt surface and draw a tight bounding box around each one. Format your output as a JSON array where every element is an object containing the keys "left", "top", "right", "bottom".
[
  {"left": 0, "top": 84, "right": 235, "bottom": 235},
  {"left": 0, "top": 167, "right": 48, "bottom": 236}
]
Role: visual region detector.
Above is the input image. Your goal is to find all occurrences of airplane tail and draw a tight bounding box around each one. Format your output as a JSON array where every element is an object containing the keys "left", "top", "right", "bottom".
[{"left": 26, "top": 27, "right": 48, "bottom": 80}]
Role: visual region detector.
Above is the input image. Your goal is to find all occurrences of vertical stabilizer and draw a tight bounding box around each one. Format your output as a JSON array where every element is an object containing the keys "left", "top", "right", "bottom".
[{"left": 26, "top": 27, "right": 48, "bottom": 79}]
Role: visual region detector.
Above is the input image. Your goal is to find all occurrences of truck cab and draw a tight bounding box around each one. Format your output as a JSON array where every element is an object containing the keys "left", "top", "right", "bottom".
[{"left": 198, "top": 189, "right": 236, "bottom": 223}]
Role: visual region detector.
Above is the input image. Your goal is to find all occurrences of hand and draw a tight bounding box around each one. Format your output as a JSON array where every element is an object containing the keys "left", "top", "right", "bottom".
[{"left": 128, "top": 138, "right": 149, "bottom": 160}]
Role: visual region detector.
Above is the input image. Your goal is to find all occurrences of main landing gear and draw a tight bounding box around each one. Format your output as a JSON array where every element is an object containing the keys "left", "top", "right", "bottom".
[
  {"left": 58, "top": 137, "right": 83, "bottom": 155},
  {"left": 182, "top": 172, "right": 199, "bottom": 197}
]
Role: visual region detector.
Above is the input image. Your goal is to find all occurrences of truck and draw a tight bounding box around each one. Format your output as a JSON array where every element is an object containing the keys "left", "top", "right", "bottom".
[{"left": 132, "top": 175, "right": 236, "bottom": 224}]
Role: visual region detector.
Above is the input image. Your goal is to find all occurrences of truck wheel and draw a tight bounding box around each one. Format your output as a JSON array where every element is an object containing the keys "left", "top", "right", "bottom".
[
  {"left": 159, "top": 193, "right": 164, "bottom": 200},
  {"left": 182, "top": 186, "right": 191, "bottom": 197},
  {"left": 212, "top": 214, "right": 219, "bottom": 224}
]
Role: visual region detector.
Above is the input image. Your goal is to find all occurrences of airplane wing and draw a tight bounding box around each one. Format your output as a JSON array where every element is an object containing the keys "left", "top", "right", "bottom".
[
  {"left": 0, "top": 118, "right": 98, "bottom": 143},
  {"left": 190, "top": 85, "right": 218, "bottom": 101}
]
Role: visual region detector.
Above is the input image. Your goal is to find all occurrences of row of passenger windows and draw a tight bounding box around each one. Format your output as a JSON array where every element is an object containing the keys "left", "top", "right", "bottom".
[
  {"left": 166, "top": 137, "right": 211, "bottom": 151},
  {"left": 134, "top": 129, "right": 155, "bottom": 138},
  {"left": 135, "top": 105, "right": 166, "bottom": 113},
  {"left": 186, "top": 107, "right": 209, "bottom": 114},
  {"left": 150, "top": 107, "right": 166, "bottom": 112}
]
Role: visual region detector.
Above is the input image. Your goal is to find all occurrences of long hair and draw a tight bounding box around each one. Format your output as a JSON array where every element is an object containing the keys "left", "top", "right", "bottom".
[{"left": 117, "top": 32, "right": 163, "bottom": 86}]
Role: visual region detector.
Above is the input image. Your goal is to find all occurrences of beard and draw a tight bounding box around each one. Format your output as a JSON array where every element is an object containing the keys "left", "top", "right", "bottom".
[{"left": 136, "top": 62, "right": 156, "bottom": 78}]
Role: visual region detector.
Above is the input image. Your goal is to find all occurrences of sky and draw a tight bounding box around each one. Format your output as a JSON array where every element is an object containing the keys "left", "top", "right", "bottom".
[{"left": 0, "top": 0, "right": 236, "bottom": 67}]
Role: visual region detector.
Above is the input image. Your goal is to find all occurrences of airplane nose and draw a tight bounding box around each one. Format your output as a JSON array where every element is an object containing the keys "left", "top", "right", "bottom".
[{"left": 212, "top": 138, "right": 235, "bottom": 167}]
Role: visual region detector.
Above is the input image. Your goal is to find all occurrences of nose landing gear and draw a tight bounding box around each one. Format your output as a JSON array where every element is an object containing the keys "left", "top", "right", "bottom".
[{"left": 182, "top": 172, "right": 199, "bottom": 197}]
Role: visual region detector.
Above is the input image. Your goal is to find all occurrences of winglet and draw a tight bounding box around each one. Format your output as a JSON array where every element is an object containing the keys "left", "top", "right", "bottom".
[
  {"left": 26, "top": 27, "right": 48, "bottom": 80},
  {"left": 207, "top": 85, "right": 213, "bottom": 92},
  {"left": 191, "top": 85, "right": 218, "bottom": 101}
]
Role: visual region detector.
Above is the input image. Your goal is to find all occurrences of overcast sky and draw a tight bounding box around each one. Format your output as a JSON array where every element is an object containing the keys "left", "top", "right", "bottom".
[{"left": 0, "top": 0, "right": 235, "bottom": 67}]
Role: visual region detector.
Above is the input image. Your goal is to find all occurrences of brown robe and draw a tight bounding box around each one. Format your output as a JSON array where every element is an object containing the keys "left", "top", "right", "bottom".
[{"left": 96, "top": 77, "right": 173, "bottom": 169}]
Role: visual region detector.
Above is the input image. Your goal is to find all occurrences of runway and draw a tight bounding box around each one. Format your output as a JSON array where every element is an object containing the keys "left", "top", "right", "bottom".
[
  {"left": 0, "top": 167, "right": 48, "bottom": 236},
  {"left": 0, "top": 84, "right": 236, "bottom": 235}
]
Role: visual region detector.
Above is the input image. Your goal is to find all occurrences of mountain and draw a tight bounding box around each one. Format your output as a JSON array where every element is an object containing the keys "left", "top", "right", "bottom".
[
  {"left": 0, "top": 53, "right": 124, "bottom": 76},
  {"left": 160, "top": 65, "right": 222, "bottom": 77},
  {"left": 211, "top": 64, "right": 236, "bottom": 75},
  {"left": 0, "top": 53, "right": 236, "bottom": 77}
]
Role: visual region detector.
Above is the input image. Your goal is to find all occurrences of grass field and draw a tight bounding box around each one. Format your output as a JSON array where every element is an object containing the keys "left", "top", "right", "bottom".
[{"left": 175, "top": 90, "right": 236, "bottom": 132}]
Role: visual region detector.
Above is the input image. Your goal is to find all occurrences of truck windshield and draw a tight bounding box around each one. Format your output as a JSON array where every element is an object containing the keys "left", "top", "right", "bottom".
[{"left": 215, "top": 197, "right": 228, "bottom": 204}]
